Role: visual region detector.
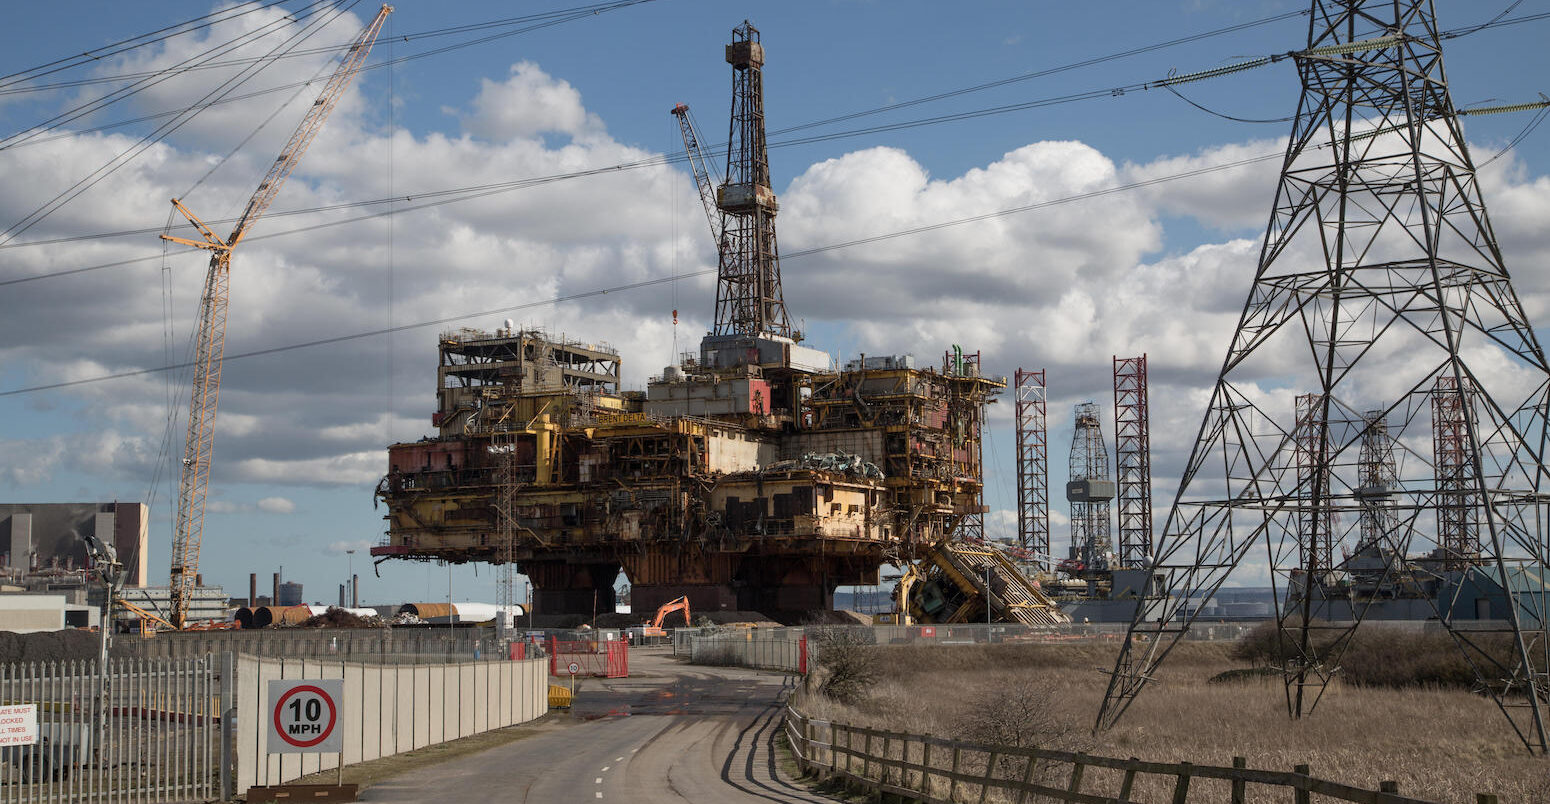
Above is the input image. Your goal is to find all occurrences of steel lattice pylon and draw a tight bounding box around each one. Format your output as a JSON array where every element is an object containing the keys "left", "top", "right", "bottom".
[
  {"left": 1015, "top": 369, "right": 1050, "bottom": 570},
  {"left": 1113, "top": 356, "right": 1153, "bottom": 568},
  {"left": 1097, "top": 0, "right": 1550, "bottom": 754},
  {"left": 713, "top": 21, "right": 792, "bottom": 339}
]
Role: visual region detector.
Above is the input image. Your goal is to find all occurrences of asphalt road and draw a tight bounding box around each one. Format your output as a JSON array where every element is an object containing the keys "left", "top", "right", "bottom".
[{"left": 359, "top": 649, "right": 834, "bottom": 803}]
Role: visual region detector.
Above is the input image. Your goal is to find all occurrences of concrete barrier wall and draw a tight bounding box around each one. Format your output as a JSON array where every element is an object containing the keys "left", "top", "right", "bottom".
[
  {"left": 117, "top": 627, "right": 497, "bottom": 661},
  {"left": 235, "top": 655, "right": 547, "bottom": 796}
]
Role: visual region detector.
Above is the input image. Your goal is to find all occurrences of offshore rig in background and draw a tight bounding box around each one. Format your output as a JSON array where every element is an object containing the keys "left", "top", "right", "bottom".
[{"left": 372, "top": 23, "right": 1002, "bottom": 621}]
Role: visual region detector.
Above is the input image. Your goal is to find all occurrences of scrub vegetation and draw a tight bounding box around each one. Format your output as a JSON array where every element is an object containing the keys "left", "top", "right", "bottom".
[{"left": 794, "top": 637, "right": 1546, "bottom": 803}]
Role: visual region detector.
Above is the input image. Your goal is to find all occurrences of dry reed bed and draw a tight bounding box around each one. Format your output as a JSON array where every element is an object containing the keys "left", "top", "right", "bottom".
[{"left": 793, "top": 641, "right": 1547, "bottom": 803}]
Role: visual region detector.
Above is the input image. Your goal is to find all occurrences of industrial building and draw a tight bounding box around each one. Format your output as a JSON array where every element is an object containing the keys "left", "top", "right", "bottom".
[
  {"left": 373, "top": 23, "right": 1003, "bottom": 619},
  {"left": 0, "top": 502, "right": 149, "bottom": 590}
]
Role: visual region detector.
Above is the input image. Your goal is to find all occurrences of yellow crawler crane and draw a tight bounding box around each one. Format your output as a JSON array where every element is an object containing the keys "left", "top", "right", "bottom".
[
  {"left": 897, "top": 541, "right": 1070, "bottom": 626},
  {"left": 160, "top": 6, "right": 392, "bottom": 629}
]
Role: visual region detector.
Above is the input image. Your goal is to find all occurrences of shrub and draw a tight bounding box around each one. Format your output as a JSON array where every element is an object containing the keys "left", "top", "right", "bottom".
[
  {"left": 1230, "top": 620, "right": 1521, "bottom": 690},
  {"left": 808, "top": 625, "right": 879, "bottom": 704},
  {"left": 951, "top": 677, "right": 1080, "bottom": 750}
]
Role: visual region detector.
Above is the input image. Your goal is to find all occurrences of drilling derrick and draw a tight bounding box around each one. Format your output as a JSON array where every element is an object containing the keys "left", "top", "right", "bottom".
[
  {"left": 1433, "top": 376, "right": 1479, "bottom": 569},
  {"left": 1065, "top": 403, "right": 1113, "bottom": 575},
  {"left": 1112, "top": 356, "right": 1152, "bottom": 569},
  {"left": 1355, "top": 410, "right": 1399, "bottom": 553},
  {"left": 1014, "top": 369, "right": 1050, "bottom": 571},
  {"left": 1293, "top": 393, "right": 1336, "bottom": 576},
  {"left": 715, "top": 21, "right": 790, "bottom": 339},
  {"left": 1098, "top": 0, "right": 1550, "bottom": 753}
]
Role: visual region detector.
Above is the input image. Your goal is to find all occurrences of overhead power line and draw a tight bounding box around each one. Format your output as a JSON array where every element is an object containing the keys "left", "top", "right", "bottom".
[{"left": 0, "top": 149, "right": 1287, "bottom": 398}]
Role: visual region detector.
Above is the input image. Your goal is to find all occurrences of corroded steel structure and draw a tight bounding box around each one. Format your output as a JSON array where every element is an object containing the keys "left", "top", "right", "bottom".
[
  {"left": 715, "top": 21, "right": 791, "bottom": 339},
  {"left": 1014, "top": 369, "right": 1049, "bottom": 569},
  {"left": 373, "top": 328, "right": 1001, "bottom": 617},
  {"left": 1065, "top": 402, "right": 1113, "bottom": 574},
  {"left": 1098, "top": 0, "right": 1550, "bottom": 753},
  {"left": 1112, "top": 356, "right": 1152, "bottom": 569},
  {"left": 373, "top": 23, "right": 1000, "bottom": 619}
]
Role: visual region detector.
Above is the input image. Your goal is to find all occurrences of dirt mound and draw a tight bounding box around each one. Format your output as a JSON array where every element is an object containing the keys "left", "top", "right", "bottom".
[
  {"left": 300, "top": 607, "right": 381, "bottom": 628},
  {"left": 0, "top": 630, "right": 101, "bottom": 664}
]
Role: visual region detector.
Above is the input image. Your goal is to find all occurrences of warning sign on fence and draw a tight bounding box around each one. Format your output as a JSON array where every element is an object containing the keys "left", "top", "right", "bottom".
[
  {"left": 0, "top": 704, "right": 36, "bottom": 747},
  {"left": 267, "top": 679, "right": 344, "bottom": 754}
]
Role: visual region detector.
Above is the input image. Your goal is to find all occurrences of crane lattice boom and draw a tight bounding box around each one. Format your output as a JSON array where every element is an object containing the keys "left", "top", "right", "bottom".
[{"left": 161, "top": 5, "right": 392, "bottom": 629}]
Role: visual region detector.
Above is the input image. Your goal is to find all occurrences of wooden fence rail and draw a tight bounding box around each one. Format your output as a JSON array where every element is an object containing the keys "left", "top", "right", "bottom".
[{"left": 782, "top": 706, "right": 1500, "bottom": 804}]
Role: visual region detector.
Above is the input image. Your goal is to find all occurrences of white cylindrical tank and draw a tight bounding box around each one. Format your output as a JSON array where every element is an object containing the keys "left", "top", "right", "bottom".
[{"left": 449, "top": 602, "right": 499, "bottom": 624}]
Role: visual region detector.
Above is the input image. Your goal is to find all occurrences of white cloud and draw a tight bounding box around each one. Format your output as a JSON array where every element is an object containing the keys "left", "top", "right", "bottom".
[
  {"left": 256, "top": 496, "right": 295, "bottom": 514},
  {"left": 326, "top": 539, "right": 374, "bottom": 555},
  {"left": 461, "top": 62, "right": 601, "bottom": 141}
]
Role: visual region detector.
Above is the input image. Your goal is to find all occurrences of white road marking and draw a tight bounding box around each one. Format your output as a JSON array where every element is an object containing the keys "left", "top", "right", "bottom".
[
  {"left": 595, "top": 777, "right": 603, "bottom": 784},
  {"left": 602, "top": 766, "right": 610, "bottom": 772},
  {"left": 616, "top": 756, "right": 624, "bottom": 761},
  {"left": 596, "top": 793, "right": 603, "bottom": 799}
]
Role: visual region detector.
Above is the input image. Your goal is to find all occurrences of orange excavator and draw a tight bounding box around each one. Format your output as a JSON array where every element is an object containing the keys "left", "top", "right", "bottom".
[{"left": 641, "top": 596, "right": 691, "bottom": 638}]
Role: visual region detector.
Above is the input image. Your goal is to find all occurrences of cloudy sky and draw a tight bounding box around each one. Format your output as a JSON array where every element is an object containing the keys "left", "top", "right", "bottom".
[{"left": 1, "top": 1, "right": 1548, "bottom": 606}]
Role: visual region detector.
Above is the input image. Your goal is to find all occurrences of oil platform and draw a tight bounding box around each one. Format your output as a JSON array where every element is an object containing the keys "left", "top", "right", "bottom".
[{"left": 372, "top": 22, "right": 1002, "bottom": 619}]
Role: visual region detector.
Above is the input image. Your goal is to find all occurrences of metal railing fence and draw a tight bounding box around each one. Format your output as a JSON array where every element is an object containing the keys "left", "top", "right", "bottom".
[
  {"left": 114, "top": 627, "right": 508, "bottom": 663},
  {"left": 782, "top": 706, "right": 1488, "bottom": 804},
  {"left": 682, "top": 621, "right": 1266, "bottom": 672},
  {"left": 0, "top": 655, "right": 220, "bottom": 803}
]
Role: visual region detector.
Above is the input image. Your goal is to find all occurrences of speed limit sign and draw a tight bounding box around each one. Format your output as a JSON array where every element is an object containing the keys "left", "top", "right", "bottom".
[
  {"left": 566, "top": 661, "right": 581, "bottom": 675},
  {"left": 267, "top": 679, "right": 344, "bottom": 753}
]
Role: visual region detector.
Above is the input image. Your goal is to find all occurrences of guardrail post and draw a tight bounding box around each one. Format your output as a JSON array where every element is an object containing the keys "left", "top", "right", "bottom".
[
  {"left": 922, "top": 738, "right": 934, "bottom": 797},
  {"left": 882, "top": 734, "right": 893, "bottom": 787},
  {"left": 1015, "top": 753, "right": 1039, "bottom": 804},
  {"left": 220, "top": 651, "right": 235, "bottom": 801},
  {"left": 1294, "top": 763, "right": 1311, "bottom": 804},
  {"left": 1067, "top": 754, "right": 1086, "bottom": 794},
  {"left": 1118, "top": 757, "right": 1139, "bottom": 801},
  {"left": 1171, "top": 761, "right": 1192, "bottom": 804},
  {"left": 949, "top": 746, "right": 962, "bottom": 799},
  {"left": 1380, "top": 781, "right": 1399, "bottom": 794},
  {"left": 1230, "top": 756, "right": 1246, "bottom": 804},
  {"left": 978, "top": 750, "right": 1000, "bottom": 804},
  {"left": 1477, "top": 794, "right": 1500, "bottom": 804}
]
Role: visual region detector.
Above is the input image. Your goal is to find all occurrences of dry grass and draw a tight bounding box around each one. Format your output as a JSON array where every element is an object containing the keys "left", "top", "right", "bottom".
[{"left": 793, "top": 640, "right": 1550, "bottom": 803}]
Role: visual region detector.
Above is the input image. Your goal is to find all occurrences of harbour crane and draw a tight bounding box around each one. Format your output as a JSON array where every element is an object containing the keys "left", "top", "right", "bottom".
[{"left": 160, "top": 5, "right": 391, "bottom": 629}]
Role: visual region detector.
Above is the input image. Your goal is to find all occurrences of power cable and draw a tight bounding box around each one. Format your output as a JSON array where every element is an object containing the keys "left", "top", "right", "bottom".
[
  {"left": 0, "top": 0, "right": 295, "bottom": 90},
  {"left": 0, "top": 0, "right": 338, "bottom": 150},
  {"left": 0, "top": 0, "right": 657, "bottom": 98},
  {"left": 0, "top": 2, "right": 357, "bottom": 246},
  {"left": 0, "top": 150, "right": 1283, "bottom": 398},
  {"left": 769, "top": 9, "right": 1308, "bottom": 137}
]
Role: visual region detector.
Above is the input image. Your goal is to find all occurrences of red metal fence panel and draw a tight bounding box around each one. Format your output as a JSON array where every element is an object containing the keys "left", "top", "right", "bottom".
[{"left": 548, "top": 638, "right": 629, "bottom": 678}]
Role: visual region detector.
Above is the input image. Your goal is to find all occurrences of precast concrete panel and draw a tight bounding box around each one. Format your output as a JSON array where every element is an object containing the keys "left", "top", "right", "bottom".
[
  {"left": 456, "top": 663, "right": 472, "bottom": 738},
  {"left": 343, "top": 663, "right": 365, "bottom": 765},
  {"left": 410, "top": 666, "right": 428, "bottom": 749},
  {"left": 395, "top": 666, "right": 414, "bottom": 753}
]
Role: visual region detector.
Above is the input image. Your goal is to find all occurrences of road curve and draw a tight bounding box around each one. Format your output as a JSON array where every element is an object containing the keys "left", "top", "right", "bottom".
[{"left": 360, "top": 649, "right": 834, "bottom": 803}]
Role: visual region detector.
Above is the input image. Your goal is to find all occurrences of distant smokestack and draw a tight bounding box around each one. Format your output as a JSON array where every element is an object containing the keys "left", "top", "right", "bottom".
[
  {"left": 249, "top": 573, "right": 257, "bottom": 607},
  {"left": 272, "top": 572, "right": 279, "bottom": 603},
  {"left": 352, "top": 574, "right": 359, "bottom": 608},
  {"left": 195, "top": 573, "right": 202, "bottom": 587}
]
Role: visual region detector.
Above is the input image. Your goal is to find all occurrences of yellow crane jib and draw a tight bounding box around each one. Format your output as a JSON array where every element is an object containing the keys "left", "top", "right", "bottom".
[{"left": 159, "top": 5, "right": 392, "bottom": 630}]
